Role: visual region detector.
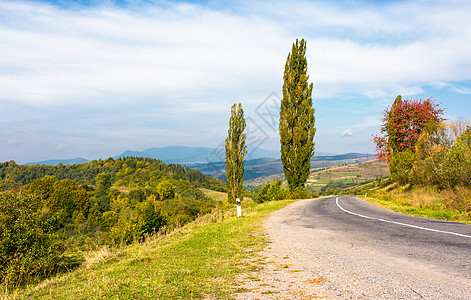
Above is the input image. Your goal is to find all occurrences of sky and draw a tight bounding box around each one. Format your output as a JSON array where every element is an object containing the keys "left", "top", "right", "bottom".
[{"left": 0, "top": 0, "right": 470, "bottom": 164}]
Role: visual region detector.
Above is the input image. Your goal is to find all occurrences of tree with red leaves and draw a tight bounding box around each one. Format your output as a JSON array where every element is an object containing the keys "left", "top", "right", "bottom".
[{"left": 373, "top": 95, "right": 444, "bottom": 163}]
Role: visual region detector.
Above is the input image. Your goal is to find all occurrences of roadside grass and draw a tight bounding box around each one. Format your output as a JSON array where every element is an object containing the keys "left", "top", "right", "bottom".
[
  {"left": 6, "top": 199, "right": 295, "bottom": 299},
  {"left": 366, "top": 185, "right": 471, "bottom": 224}
]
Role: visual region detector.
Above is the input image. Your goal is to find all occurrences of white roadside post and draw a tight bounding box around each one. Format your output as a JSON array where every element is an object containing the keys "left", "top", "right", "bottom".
[{"left": 236, "top": 198, "right": 242, "bottom": 217}]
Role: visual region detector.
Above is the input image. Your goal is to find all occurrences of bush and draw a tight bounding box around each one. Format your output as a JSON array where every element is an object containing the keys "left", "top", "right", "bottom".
[
  {"left": 287, "top": 187, "right": 309, "bottom": 199},
  {"left": 0, "top": 191, "right": 68, "bottom": 288},
  {"left": 255, "top": 180, "right": 288, "bottom": 203},
  {"left": 389, "top": 150, "right": 417, "bottom": 185},
  {"left": 156, "top": 180, "right": 176, "bottom": 200},
  {"left": 137, "top": 200, "right": 166, "bottom": 236},
  {"left": 439, "top": 137, "right": 471, "bottom": 188}
]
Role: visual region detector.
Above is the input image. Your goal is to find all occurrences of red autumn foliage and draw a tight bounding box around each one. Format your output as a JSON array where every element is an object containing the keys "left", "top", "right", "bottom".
[{"left": 373, "top": 96, "right": 444, "bottom": 163}]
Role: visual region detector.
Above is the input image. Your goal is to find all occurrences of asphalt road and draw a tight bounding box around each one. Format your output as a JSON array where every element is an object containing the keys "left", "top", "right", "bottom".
[{"left": 297, "top": 196, "right": 471, "bottom": 279}]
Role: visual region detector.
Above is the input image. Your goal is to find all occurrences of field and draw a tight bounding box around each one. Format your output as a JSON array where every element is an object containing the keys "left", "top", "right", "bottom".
[
  {"left": 246, "top": 159, "right": 389, "bottom": 193},
  {"left": 198, "top": 188, "right": 228, "bottom": 202},
  {"left": 307, "top": 159, "right": 389, "bottom": 192}
]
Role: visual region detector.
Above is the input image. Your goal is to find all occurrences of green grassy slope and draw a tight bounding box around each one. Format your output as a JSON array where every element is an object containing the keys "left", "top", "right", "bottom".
[{"left": 7, "top": 200, "right": 294, "bottom": 299}]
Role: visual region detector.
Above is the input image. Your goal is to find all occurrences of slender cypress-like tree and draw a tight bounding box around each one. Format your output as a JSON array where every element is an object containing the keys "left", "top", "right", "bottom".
[
  {"left": 225, "top": 103, "right": 247, "bottom": 203},
  {"left": 279, "top": 38, "right": 316, "bottom": 192}
]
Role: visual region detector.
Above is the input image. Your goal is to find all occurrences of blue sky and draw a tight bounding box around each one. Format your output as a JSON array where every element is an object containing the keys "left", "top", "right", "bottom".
[{"left": 0, "top": 0, "right": 470, "bottom": 163}]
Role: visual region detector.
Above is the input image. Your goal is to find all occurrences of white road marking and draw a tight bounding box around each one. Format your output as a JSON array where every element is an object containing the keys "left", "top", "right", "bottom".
[{"left": 335, "top": 197, "right": 471, "bottom": 239}]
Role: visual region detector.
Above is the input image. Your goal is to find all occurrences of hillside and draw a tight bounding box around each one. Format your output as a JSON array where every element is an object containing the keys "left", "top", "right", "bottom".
[
  {"left": 245, "top": 158, "right": 389, "bottom": 194},
  {"left": 1, "top": 157, "right": 224, "bottom": 192},
  {"left": 0, "top": 157, "right": 226, "bottom": 288},
  {"left": 191, "top": 152, "right": 375, "bottom": 182},
  {"left": 307, "top": 159, "right": 389, "bottom": 193},
  {"left": 5, "top": 198, "right": 293, "bottom": 299}
]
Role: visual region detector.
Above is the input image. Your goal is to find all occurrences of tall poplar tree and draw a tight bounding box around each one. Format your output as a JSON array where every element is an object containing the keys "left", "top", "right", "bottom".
[
  {"left": 279, "top": 38, "right": 316, "bottom": 192},
  {"left": 225, "top": 103, "right": 247, "bottom": 203}
]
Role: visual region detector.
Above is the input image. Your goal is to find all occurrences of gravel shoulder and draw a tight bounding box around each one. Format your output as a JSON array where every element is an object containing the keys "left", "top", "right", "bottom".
[{"left": 235, "top": 198, "right": 471, "bottom": 299}]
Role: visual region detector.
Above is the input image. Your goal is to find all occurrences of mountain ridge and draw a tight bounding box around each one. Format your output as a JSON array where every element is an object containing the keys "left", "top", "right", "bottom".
[
  {"left": 22, "top": 147, "right": 373, "bottom": 183},
  {"left": 24, "top": 157, "right": 89, "bottom": 166},
  {"left": 24, "top": 146, "right": 338, "bottom": 166}
]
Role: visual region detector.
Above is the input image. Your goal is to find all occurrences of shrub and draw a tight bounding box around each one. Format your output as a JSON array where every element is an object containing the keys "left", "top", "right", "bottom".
[
  {"left": 0, "top": 191, "right": 67, "bottom": 288},
  {"left": 389, "top": 150, "right": 417, "bottom": 185},
  {"left": 255, "top": 181, "right": 270, "bottom": 203},
  {"left": 156, "top": 180, "right": 176, "bottom": 200},
  {"left": 439, "top": 136, "right": 471, "bottom": 188},
  {"left": 137, "top": 200, "right": 166, "bottom": 236},
  {"left": 255, "top": 180, "right": 288, "bottom": 203}
]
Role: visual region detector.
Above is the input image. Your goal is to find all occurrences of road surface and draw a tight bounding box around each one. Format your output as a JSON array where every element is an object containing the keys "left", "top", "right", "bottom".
[
  {"left": 298, "top": 196, "right": 471, "bottom": 279},
  {"left": 236, "top": 196, "right": 471, "bottom": 299}
]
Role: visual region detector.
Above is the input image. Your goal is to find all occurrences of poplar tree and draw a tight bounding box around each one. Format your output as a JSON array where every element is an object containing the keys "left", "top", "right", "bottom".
[
  {"left": 279, "top": 38, "right": 316, "bottom": 192},
  {"left": 225, "top": 103, "right": 247, "bottom": 203}
]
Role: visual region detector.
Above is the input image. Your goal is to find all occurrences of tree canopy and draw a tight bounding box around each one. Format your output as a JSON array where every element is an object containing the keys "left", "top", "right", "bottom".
[
  {"left": 373, "top": 95, "right": 444, "bottom": 163},
  {"left": 279, "top": 38, "right": 316, "bottom": 192},
  {"left": 225, "top": 103, "right": 247, "bottom": 203}
]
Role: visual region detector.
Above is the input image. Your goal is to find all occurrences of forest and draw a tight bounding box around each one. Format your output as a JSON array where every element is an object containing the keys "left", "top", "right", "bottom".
[{"left": 0, "top": 157, "right": 225, "bottom": 288}]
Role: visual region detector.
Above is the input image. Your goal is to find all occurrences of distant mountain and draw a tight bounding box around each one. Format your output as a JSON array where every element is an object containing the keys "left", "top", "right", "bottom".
[
  {"left": 312, "top": 152, "right": 374, "bottom": 161},
  {"left": 22, "top": 146, "right": 339, "bottom": 167},
  {"left": 115, "top": 146, "right": 274, "bottom": 164},
  {"left": 115, "top": 146, "right": 216, "bottom": 164},
  {"left": 25, "top": 157, "right": 89, "bottom": 166},
  {"left": 115, "top": 146, "right": 336, "bottom": 165}
]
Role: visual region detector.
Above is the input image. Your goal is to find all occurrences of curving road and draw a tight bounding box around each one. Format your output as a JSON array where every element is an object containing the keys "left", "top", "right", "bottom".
[
  {"left": 298, "top": 196, "right": 471, "bottom": 279},
  {"left": 236, "top": 196, "right": 471, "bottom": 299}
]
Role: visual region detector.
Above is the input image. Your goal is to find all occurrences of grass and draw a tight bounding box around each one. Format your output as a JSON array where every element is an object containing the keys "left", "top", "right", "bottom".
[
  {"left": 366, "top": 185, "right": 471, "bottom": 224},
  {"left": 198, "top": 188, "right": 229, "bottom": 202},
  {"left": 109, "top": 186, "right": 136, "bottom": 194},
  {"left": 5, "top": 199, "right": 295, "bottom": 299}
]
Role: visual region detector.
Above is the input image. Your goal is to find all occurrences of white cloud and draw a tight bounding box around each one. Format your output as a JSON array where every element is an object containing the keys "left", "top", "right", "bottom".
[
  {"left": 0, "top": 0, "right": 470, "bottom": 108},
  {"left": 0, "top": 0, "right": 470, "bottom": 162},
  {"left": 431, "top": 82, "right": 471, "bottom": 94},
  {"left": 0, "top": 0, "right": 289, "bottom": 108},
  {"left": 352, "top": 116, "right": 383, "bottom": 130},
  {"left": 341, "top": 129, "right": 353, "bottom": 137},
  {"left": 6, "top": 139, "right": 17, "bottom": 145}
]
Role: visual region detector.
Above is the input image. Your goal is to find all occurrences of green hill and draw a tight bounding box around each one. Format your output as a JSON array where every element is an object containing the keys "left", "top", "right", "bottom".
[
  {"left": 1, "top": 157, "right": 224, "bottom": 191},
  {"left": 0, "top": 157, "right": 225, "bottom": 289},
  {"left": 5, "top": 198, "right": 293, "bottom": 299}
]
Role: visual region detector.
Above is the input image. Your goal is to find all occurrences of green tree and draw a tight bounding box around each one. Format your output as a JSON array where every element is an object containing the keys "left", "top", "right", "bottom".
[
  {"left": 137, "top": 200, "right": 165, "bottom": 236},
  {"left": 280, "top": 38, "right": 316, "bottom": 192},
  {"left": 95, "top": 172, "right": 111, "bottom": 190},
  {"left": 225, "top": 103, "right": 247, "bottom": 203},
  {"left": 439, "top": 129, "right": 471, "bottom": 188},
  {"left": 156, "top": 180, "right": 176, "bottom": 200},
  {"left": 0, "top": 191, "right": 66, "bottom": 288}
]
